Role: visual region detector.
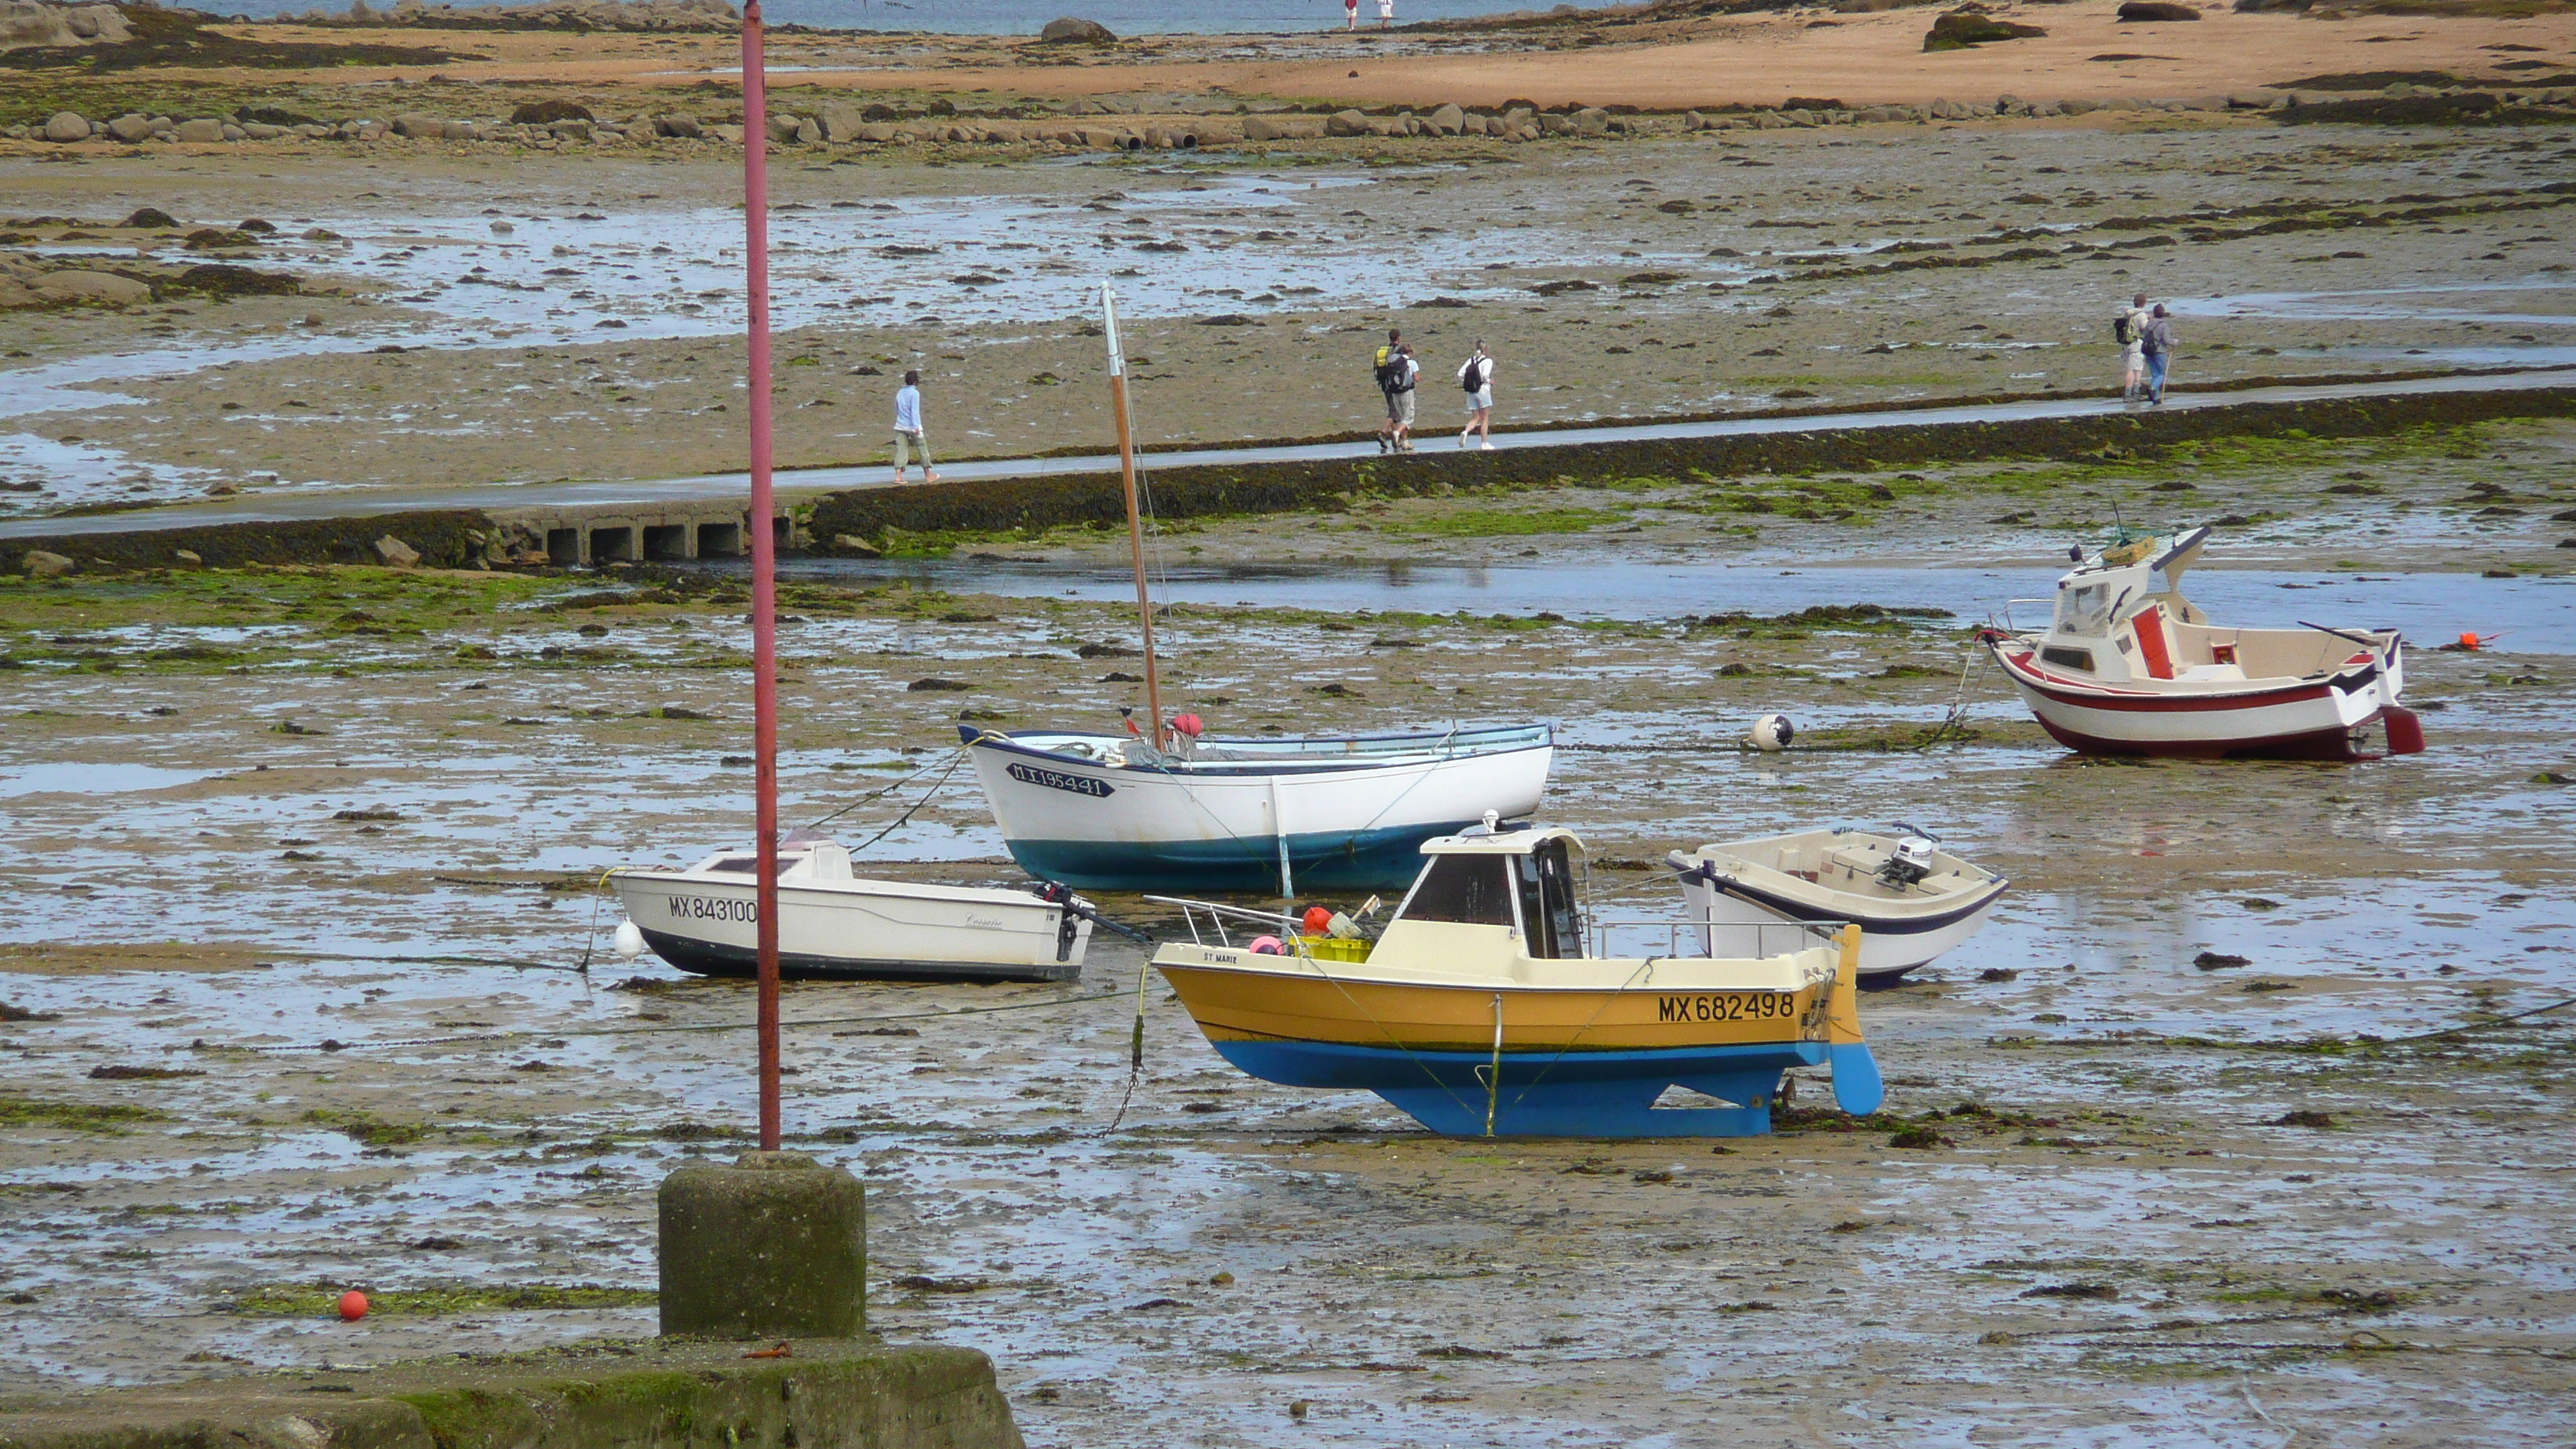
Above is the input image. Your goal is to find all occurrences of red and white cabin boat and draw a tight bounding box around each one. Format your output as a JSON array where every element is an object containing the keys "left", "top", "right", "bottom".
[{"left": 1980, "top": 526, "right": 2424, "bottom": 762}]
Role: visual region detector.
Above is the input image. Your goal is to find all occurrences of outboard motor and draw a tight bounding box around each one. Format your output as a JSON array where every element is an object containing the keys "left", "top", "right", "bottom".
[{"left": 1876, "top": 835, "right": 1937, "bottom": 890}]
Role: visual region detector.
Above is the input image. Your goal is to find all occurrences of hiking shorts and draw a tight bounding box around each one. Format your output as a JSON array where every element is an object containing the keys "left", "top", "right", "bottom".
[
  {"left": 1386, "top": 389, "right": 1416, "bottom": 427},
  {"left": 1466, "top": 387, "right": 1492, "bottom": 412},
  {"left": 893, "top": 429, "right": 932, "bottom": 470}
]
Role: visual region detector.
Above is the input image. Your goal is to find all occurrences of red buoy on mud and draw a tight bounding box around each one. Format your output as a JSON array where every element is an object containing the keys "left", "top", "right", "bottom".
[{"left": 337, "top": 1290, "right": 369, "bottom": 1321}]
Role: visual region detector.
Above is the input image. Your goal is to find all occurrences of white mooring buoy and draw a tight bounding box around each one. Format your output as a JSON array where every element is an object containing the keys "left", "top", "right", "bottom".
[
  {"left": 612, "top": 919, "right": 646, "bottom": 961},
  {"left": 1747, "top": 713, "right": 1795, "bottom": 752}
]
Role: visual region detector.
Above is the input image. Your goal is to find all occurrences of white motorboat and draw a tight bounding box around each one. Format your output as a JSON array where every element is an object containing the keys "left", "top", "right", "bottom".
[
  {"left": 1979, "top": 525, "right": 2423, "bottom": 761},
  {"left": 1667, "top": 828, "right": 2006, "bottom": 988},
  {"left": 610, "top": 838, "right": 1094, "bottom": 983},
  {"left": 963, "top": 721, "right": 1555, "bottom": 893},
  {"left": 959, "top": 283, "right": 1556, "bottom": 895}
]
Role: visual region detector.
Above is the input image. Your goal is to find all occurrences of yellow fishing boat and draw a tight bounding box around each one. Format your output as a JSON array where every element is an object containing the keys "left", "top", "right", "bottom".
[{"left": 1149, "top": 820, "right": 1882, "bottom": 1137}]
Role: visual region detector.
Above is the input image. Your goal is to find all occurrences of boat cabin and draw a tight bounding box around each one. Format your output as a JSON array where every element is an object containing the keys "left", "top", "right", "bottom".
[
  {"left": 1385, "top": 822, "right": 1588, "bottom": 961},
  {"left": 687, "top": 840, "right": 852, "bottom": 882},
  {"left": 2036, "top": 524, "right": 2384, "bottom": 686}
]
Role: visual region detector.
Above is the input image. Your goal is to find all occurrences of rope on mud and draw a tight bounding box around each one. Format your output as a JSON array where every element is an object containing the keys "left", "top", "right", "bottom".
[
  {"left": 801, "top": 745, "right": 971, "bottom": 844},
  {"left": 839, "top": 748, "right": 972, "bottom": 857},
  {"left": 2375, "top": 992, "right": 2575, "bottom": 1045},
  {"left": 214, "top": 988, "right": 1127, "bottom": 1056},
  {"left": 1913, "top": 646, "right": 1989, "bottom": 752}
]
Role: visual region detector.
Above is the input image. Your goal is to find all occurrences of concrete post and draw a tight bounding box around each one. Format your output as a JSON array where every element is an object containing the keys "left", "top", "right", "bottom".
[{"left": 659, "top": 1150, "right": 865, "bottom": 1338}]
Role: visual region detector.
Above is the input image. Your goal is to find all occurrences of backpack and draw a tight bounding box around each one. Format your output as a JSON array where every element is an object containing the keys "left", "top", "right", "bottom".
[
  {"left": 2112, "top": 315, "right": 2132, "bottom": 346},
  {"left": 2141, "top": 320, "right": 2165, "bottom": 357},
  {"left": 1461, "top": 357, "right": 1485, "bottom": 392},
  {"left": 1374, "top": 346, "right": 1406, "bottom": 392}
]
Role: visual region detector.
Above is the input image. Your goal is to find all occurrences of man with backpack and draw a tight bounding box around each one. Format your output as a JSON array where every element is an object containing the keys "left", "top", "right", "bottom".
[
  {"left": 2141, "top": 303, "right": 2177, "bottom": 406},
  {"left": 1457, "top": 341, "right": 1495, "bottom": 450},
  {"left": 1373, "top": 329, "right": 1420, "bottom": 454},
  {"left": 2115, "top": 292, "right": 2150, "bottom": 402}
]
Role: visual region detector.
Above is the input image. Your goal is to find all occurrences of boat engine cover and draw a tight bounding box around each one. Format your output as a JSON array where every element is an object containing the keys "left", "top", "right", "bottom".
[{"left": 1878, "top": 837, "right": 1936, "bottom": 889}]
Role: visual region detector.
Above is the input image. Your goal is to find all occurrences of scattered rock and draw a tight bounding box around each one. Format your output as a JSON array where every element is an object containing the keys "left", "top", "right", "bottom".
[
  {"left": 890, "top": 1274, "right": 991, "bottom": 1293},
  {"left": 1036, "top": 15, "right": 1113, "bottom": 43},
  {"left": 512, "top": 100, "right": 594, "bottom": 125},
  {"left": 121, "top": 206, "right": 180, "bottom": 229},
  {"left": 22, "top": 550, "right": 74, "bottom": 577},
  {"left": 1977, "top": 967, "right": 2019, "bottom": 981},
  {"left": 906, "top": 678, "right": 971, "bottom": 692},
  {"left": 35, "top": 270, "right": 152, "bottom": 306},
  {"left": 374, "top": 535, "right": 421, "bottom": 567},
  {"left": 2116, "top": 0, "right": 2200, "bottom": 17},
  {"left": 43, "top": 111, "right": 91, "bottom": 143},
  {"left": 1924, "top": 10, "right": 2046, "bottom": 50},
  {"left": 2266, "top": 1109, "right": 2335, "bottom": 1128},
  {"left": 2192, "top": 951, "right": 2250, "bottom": 971},
  {"left": 2021, "top": 1282, "right": 2118, "bottom": 1300}
]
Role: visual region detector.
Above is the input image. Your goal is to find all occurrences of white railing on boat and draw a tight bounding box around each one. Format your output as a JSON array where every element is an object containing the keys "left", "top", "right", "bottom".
[
  {"left": 1144, "top": 895, "right": 1307, "bottom": 949},
  {"left": 1995, "top": 599, "right": 2056, "bottom": 634}
]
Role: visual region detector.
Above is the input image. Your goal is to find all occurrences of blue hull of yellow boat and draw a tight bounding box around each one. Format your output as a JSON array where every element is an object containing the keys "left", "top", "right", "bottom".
[{"left": 1211, "top": 1037, "right": 1882, "bottom": 1138}]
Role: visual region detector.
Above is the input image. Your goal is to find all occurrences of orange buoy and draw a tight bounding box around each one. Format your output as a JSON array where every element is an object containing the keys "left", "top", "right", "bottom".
[
  {"left": 2458, "top": 632, "right": 2482, "bottom": 652},
  {"left": 337, "top": 1290, "right": 369, "bottom": 1321},
  {"left": 1302, "top": 906, "right": 1332, "bottom": 934}
]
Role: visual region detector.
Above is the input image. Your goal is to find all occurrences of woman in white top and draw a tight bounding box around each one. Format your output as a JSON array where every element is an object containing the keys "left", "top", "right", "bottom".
[
  {"left": 1457, "top": 342, "right": 1495, "bottom": 450},
  {"left": 2119, "top": 293, "right": 2150, "bottom": 403},
  {"left": 892, "top": 369, "right": 938, "bottom": 484}
]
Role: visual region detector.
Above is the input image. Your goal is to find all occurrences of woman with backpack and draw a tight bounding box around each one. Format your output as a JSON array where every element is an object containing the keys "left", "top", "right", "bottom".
[{"left": 1458, "top": 341, "right": 1495, "bottom": 450}]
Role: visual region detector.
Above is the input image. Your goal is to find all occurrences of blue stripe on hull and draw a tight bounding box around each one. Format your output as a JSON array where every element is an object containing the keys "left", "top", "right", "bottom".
[
  {"left": 1211, "top": 1037, "right": 1850, "bottom": 1138},
  {"left": 1004, "top": 822, "right": 1460, "bottom": 892}
]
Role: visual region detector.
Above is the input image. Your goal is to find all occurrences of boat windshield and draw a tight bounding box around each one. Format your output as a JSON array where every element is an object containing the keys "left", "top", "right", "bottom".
[
  {"left": 1513, "top": 838, "right": 1584, "bottom": 959},
  {"left": 2055, "top": 581, "right": 2115, "bottom": 636},
  {"left": 1399, "top": 855, "right": 1516, "bottom": 927}
]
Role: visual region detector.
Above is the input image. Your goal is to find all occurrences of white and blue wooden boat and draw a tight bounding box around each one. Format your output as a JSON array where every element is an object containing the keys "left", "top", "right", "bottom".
[
  {"left": 958, "top": 282, "right": 1554, "bottom": 895},
  {"left": 962, "top": 721, "right": 1554, "bottom": 893}
]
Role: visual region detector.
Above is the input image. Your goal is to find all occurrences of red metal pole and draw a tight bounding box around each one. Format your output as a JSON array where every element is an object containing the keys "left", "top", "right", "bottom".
[{"left": 742, "top": 0, "right": 782, "bottom": 1153}]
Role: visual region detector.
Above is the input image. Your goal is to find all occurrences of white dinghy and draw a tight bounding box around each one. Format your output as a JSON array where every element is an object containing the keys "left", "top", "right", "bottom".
[
  {"left": 1667, "top": 827, "right": 2007, "bottom": 988},
  {"left": 611, "top": 838, "right": 1094, "bottom": 983}
]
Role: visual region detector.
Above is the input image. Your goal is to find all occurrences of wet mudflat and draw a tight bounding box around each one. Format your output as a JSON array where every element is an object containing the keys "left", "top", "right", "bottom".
[
  {"left": 2, "top": 112, "right": 2571, "bottom": 516},
  {"left": 2, "top": 420, "right": 2573, "bottom": 1444}
]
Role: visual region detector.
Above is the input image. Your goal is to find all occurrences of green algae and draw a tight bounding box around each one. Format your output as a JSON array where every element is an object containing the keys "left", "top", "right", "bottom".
[{"left": 0, "top": 1094, "right": 171, "bottom": 1132}]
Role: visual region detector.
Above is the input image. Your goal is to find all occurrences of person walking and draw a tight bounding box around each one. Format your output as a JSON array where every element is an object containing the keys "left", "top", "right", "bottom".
[
  {"left": 2142, "top": 303, "right": 2177, "bottom": 406},
  {"left": 1343, "top": 0, "right": 1358, "bottom": 28},
  {"left": 892, "top": 368, "right": 937, "bottom": 484},
  {"left": 1373, "top": 329, "right": 1416, "bottom": 454},
  {"left": 1374, "top": 341, "right": 1420, "bottom": 453},
  {"left": 1457, "top": 341, "right": 1495, "bottom": 450},
  {"left": 1375, "top": 0, "right": 1393, "bottom": 27},
  {"left": 2118, "top": 292, "right": 2150, "bottom": 402}
]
